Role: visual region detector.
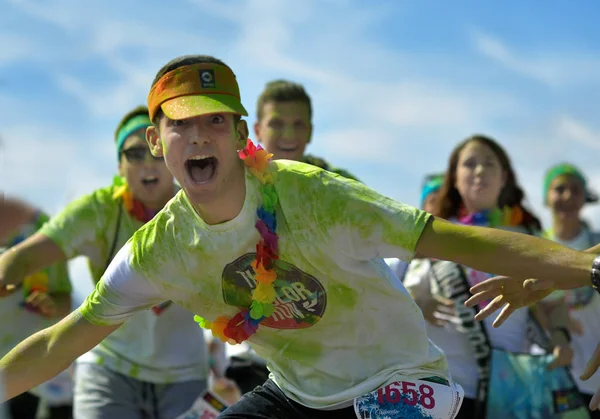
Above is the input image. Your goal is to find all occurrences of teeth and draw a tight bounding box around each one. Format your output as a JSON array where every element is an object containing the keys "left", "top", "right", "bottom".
[
  {"left": 144, "top": 176, "right": 158, "bottom": 181},
  {"left": 189, "top": 155, "right": 213, "bottom": 161}
]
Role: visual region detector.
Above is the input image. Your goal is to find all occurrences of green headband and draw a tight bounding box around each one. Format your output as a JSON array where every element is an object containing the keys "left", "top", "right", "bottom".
[
  {"left": 543, "top": 163, "right": 597, "bottom": 204},
  {"left": 116, "top": 114, "right": 152, "bottom": 160}
]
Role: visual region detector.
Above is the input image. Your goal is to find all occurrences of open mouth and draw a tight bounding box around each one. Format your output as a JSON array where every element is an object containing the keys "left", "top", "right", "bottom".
[
  {"left": 277, "top": 144, "right": 298, "bottom": 152},
  {"left": 185, "top": 155, "right": 218, "bottom": 184},
  {"left": 142, "top": 176, "right": 159, "bottom": 186}
]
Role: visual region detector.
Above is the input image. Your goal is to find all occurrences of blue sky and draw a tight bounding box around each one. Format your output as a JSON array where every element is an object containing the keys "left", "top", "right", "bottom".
[{"left": 3, "top": 0, "right": 600, "bottom": 301}]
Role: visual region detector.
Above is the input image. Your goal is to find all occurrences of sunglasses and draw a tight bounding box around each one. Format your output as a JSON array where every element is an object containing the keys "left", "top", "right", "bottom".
[{"left": 121, "top": 147, "right": 163, "bottom": 163}]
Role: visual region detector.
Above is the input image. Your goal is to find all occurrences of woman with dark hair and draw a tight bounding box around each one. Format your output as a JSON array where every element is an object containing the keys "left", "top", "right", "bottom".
[{"left": 404, "top": 135, "right": 577, "bottom": 418}]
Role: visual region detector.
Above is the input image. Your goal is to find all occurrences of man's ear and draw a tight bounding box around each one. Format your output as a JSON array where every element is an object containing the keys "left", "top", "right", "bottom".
[
  {"left": 236, "top": 119, "right": 249, "bottom": 149},
  {"left": 306, "top": 121, "right": 313, "bottom": 144},
  {"left": 253, "top": 120, "right": 261, "bottom": 143},
  {"left": 146, "top": 125, "right": 164, "bottom": 157}
]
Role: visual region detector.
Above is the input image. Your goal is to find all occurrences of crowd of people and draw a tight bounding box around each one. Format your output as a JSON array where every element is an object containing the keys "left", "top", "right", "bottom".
[{"left": 0, "top": 54, "right": 599, "bottom": 419}]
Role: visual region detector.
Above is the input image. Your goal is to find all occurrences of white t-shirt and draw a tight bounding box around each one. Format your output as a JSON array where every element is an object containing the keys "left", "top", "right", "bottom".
[
  {"left": 384, "top": 258, "right": 409, "bottom": 283},
  {"left": 40, "top": 184, "right": 209, "bottom": 384},
  {"left": 547, "top": 227, "right": 600, "bottom": 395},
  {"left": 79, "top": 161, "right": 449, "bottom": 409},
  {"left": 403, "top": 225, "right": 531, "bottom": 399}
]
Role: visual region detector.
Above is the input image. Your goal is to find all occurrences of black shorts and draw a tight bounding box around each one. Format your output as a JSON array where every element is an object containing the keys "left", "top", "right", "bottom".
[{"left": 219, "top": 379, "right": 356, "bottom": 419}]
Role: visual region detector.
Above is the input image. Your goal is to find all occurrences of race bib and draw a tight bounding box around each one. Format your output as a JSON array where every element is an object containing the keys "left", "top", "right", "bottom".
[
  {"left": 175, "top": 390, "right": 228, "bottom": 419},
  {"left": 354, "top": 378, "right": 464, "bottom": 419}
]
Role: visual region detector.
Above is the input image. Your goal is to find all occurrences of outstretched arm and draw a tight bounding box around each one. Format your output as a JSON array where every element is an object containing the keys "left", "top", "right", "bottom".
[
  {"left": 415, "top": 217, "right": 596, "bottom": 290},
  {"left": 0, "top": 309, "right": 120, "bottom": 401}
]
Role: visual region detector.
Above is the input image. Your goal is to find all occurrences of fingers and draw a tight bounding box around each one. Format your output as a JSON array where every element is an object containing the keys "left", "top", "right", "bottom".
[
  {"left": 492, "top": 302, "right": 516, "bottom": 328},
  {"left": 25, "top": 291, "right": 56, "bottom": 317},
  {"left": 547, "top": 346, "right": 573, "bottom": 371},
  {"left": 0, "top": 285, "right": 16, "bottom": 297},
  {"left": 469, "top": 276, "right": 508, "bottom": 295},
  {"left": 590, "top": 388, "right": 600, "bottom": 411},
  {"left": 581, "top": 343, "right": 600, "bottom": 381},
  {"left": 472, "top": 295, "right": 504, "bottom": 322},
  {"left": 423, "top": 312, "right": 450, "bottom": 327},
  {"left": 435, "top": 304, "right": 457, "bottom": 316},
  {"left": 547, "top": 355, "right": 560, "bottom": 371},
  {"left": 523, "top": 278, "right": 554, "bottom": 291},
  {"left": 465, "top": 289, "right": 501, "bottom": 308},
  {"left": 433, "top": 296, "right": 457, "bottom": 316},
  {"left": 433, "top": 295, "right": 455, "bottom": 307}
]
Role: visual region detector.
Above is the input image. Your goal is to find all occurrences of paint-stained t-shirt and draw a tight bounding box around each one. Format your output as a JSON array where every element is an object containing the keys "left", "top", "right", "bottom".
[
  {"left": 40, "top": 184, "right": 209, "bottom": 384},
  {"left": 79, "top": 160, "right": 448, "bottom": 408}
]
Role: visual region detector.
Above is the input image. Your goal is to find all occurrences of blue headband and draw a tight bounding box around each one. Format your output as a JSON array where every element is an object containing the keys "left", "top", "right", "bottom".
[
  {"left": 420, "top": 176, "right": 444, "bottom": 208},
  {"left": 116, "top": 114, "right": 152, "bottom": 161}
]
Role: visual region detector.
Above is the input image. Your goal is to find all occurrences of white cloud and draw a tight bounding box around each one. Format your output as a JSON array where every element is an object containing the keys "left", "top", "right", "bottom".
[
  {"left": 1, "top": 124, "right": 115, "bottom": 213},
  {"left": 471, "top": 29, "right": 600, "bottom": 87},
  {"left": 0, "top": 34, "right": 39, "bottom": 66},
  {"left": 555, "top": 115, "right": 600, "bottom": 150}
]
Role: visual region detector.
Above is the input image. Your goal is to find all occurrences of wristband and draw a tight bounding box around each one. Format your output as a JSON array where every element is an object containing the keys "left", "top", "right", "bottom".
[{"left": 591, "top": 255, "right": 600, "bottom": 295}]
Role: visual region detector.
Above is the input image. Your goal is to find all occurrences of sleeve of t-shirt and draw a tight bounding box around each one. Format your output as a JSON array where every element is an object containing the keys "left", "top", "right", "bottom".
[
  {"left": 38, "top": 190, "right": 111, "bottom": 261},
  {"left": 33, "top": 213, "right": 73, "bottom": 294},
  {"left": 291, "top": 167, "right": 431, "bottom": 262},
  {"left": 79, "top": 242, "right": 164, "bottom": 326}
]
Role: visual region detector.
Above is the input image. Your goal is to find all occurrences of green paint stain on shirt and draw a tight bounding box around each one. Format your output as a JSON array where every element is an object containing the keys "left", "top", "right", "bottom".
[{"left": 330, "top": 283, "right": 358, "bottom": 309}]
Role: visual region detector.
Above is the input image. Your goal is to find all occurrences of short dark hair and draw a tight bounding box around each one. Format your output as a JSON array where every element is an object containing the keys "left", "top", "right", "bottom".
[
  {"left": 114, "top": 105, "right": 149, "bottom": 143},
  {"left": 256, "top": 80, "right": 312, "bottom": 121},
  {"left": 151, "top": 55, "right": 241, "bottom": 126}
]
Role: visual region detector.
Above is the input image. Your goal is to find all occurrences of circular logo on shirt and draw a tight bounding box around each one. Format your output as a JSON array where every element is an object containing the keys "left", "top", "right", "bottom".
[{"left": 222, "top": 253, "right": 327, "bottom": 329}]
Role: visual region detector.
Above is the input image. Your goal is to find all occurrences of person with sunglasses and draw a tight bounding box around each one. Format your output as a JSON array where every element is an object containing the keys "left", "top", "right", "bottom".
[{"left": 0, "top": 107, "right": 219, "bottom": 419}]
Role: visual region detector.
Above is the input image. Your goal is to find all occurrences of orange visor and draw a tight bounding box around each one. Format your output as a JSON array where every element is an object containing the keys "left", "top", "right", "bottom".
[{"left": 147, "top": 63, "right": 248, "bottom": 121}]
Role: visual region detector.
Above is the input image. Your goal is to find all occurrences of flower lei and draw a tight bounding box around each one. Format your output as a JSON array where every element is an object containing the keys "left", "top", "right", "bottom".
[
  {"left": 193, "top": 139, "right": 279, "bottom": 344},
  {"left": 458, "top": 205, "right": 524, "bottom": 228},
  {"left": 112, "top": 177, "right": 158, "bottom": 223}
]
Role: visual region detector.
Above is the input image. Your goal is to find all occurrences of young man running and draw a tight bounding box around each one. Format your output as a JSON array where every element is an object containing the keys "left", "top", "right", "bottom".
[{"left": 2, "top": 55, "right": 600, "bottom": 419}]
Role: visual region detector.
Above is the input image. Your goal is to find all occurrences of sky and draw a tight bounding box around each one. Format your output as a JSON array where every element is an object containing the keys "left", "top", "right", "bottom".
[{"left": 3, "top": 0, "right": 600, "bottom": 302}]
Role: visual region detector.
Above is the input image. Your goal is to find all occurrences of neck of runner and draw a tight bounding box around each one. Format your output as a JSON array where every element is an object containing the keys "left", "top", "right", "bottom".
[{"left": 551, "top": 215, "right": 583, "bottom": 242}]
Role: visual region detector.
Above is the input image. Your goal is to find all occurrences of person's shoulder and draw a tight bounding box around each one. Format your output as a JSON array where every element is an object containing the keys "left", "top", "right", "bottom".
[
  {"left": 302, "top": 154, "right": 360, "bottom": 182},
  {"left": 272, "top": 159, "right": 358, "bottom": 193},
  {"left": 272, "top": 159, "right": 326, "bottom": 181},
  {"left": 74, "top": 182, "right": 123, "bottom": 208}
]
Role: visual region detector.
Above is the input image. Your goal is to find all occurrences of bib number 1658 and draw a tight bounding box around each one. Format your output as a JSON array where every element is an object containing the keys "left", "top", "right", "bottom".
[{"left": 376, "top": 381, "right": 436, "bottom": 409}]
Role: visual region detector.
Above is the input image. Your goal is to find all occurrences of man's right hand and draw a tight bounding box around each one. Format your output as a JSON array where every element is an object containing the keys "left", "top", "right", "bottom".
[{"left": 413, "top": 291, "right": 457, "bottom": 327}]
